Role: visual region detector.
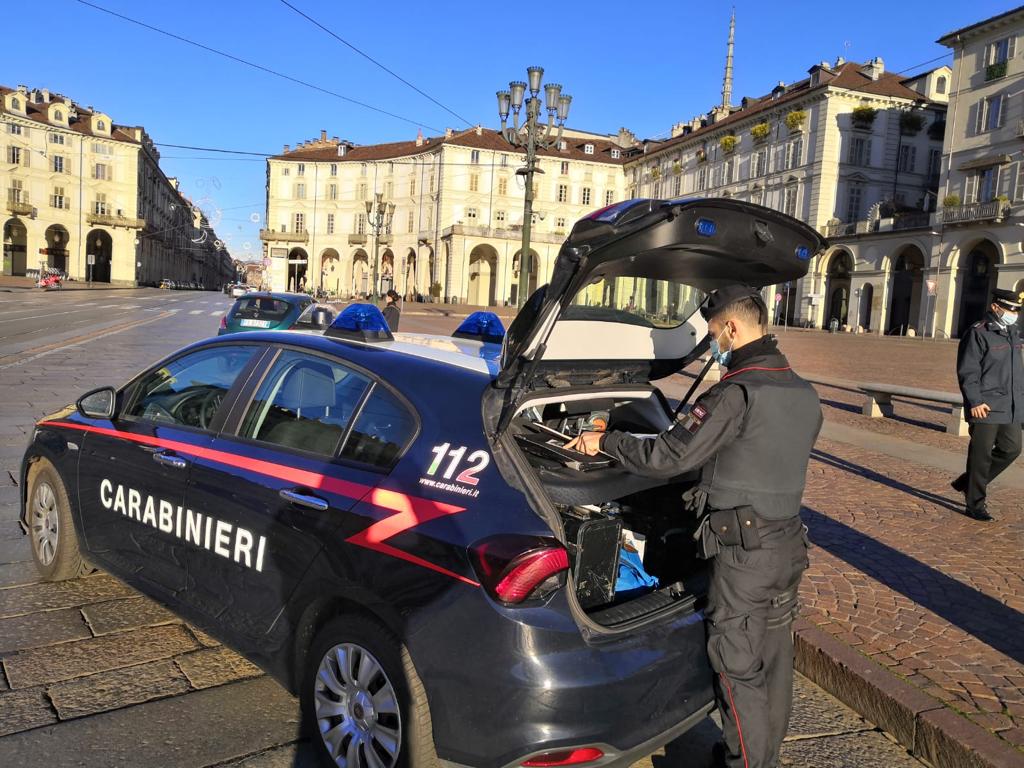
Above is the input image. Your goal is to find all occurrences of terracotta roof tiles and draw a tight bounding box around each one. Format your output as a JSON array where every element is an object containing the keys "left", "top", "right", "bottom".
[{"left": 0, "top": 85, "right": 139, "bottom": 144}]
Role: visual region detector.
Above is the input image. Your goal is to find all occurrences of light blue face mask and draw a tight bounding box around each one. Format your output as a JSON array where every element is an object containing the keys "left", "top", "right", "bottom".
[
  {"left": 1001, "top": 311, "right": 1019, "bottom": 327},
  {"left": 709, "top": 328, "right": 733, "bottom": 366}
]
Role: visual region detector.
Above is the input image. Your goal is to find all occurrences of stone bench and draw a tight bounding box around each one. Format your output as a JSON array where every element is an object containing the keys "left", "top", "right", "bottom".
[{"left": 859, "top": 382, "right": 967, "bottom": 437}]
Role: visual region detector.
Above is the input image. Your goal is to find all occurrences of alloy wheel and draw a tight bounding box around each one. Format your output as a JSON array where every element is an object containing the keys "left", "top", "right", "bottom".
[
  {"left": 314, "top": 642, "right": 402, "bottom": 768},
  {"left": 31, "top": 481, "right": 59, "bottom": 566}
]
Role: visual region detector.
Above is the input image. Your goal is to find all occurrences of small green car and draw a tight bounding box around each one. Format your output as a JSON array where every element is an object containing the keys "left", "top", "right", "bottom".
[{"left": 219, "top": 292, "right": 332, "bottom": 335}]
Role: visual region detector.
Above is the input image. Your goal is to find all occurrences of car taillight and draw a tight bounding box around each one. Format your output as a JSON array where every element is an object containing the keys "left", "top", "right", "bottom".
[
  {"left": 219, "top": 315, "right": 227, "bottom": 329},
  {"left": 522, "top": 748, "right": 604, "bottom": 766},
  {"left": 471, "top": 535, "right": 568, "bottom": 605}
]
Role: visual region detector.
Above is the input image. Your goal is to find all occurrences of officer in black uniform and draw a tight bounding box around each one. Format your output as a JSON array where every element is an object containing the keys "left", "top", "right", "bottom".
[
  {"left": 567, "top": 285, "right": 823, "bottom": 768},
  {"left": 951, "top": 287, "right": 1024, "bottom": 521}
]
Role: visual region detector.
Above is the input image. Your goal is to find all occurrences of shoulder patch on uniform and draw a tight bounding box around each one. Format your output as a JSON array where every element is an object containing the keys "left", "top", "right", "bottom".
[{"left": 681, "top": 404, "right": 710, "bottom": 435}]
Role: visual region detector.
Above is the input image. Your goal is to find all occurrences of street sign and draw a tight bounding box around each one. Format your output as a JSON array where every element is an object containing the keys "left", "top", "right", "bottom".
[{"left": 87, "top": 254, "right": 96, "bottom": 266}]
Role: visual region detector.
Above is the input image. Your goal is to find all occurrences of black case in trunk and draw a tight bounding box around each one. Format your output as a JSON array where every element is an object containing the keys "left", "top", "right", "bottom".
[{"left": 563, "top": 514, "right": 622, "bottom": 610}]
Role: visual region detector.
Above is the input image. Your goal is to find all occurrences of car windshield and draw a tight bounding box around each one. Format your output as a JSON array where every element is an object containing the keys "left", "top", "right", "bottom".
[
  {"left": 233, "top": 297, "right": 293, "bottom": 320},
  {"left": 565, "top": 276, "right": 706, "bottom": 329}
]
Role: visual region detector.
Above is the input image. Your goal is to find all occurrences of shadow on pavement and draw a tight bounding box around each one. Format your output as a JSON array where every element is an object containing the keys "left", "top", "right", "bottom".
[
  {"left": 810, "top": 449, "right": 963, "bottom": 513},
  {"left": 802, "top": 504, "right": 1024, "bottom": 665}
]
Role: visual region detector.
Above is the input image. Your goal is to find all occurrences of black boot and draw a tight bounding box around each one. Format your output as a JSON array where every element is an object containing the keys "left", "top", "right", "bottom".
[
  {"left": 951, "top": 473, "right": 967, "bottom": 493},
  {"left": 963, "top": 504, "right": 993, "bottom": 521}
]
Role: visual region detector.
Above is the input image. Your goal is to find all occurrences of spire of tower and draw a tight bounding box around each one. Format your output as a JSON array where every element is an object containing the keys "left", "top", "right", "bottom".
[{"left": 722, "top": 8, "right": 736, "bottom": 110}]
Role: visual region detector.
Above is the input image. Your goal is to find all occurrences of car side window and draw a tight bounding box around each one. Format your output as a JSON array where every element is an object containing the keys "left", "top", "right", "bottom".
[
  {"left": 125, "top": 346, "right": 257, "bottom": 429},
  {"left": 339, "top": 385, "right": 417, "bottom": 468},
  {"left": 241, "top": 350, "right": 371, "bottom": 457}
]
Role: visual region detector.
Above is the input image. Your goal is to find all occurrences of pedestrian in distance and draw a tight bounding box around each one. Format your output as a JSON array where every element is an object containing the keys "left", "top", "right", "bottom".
[
  {"left": 382, "top": 288, "right": 401, "bottom": 331},
  {"left": 952, "top": 287, "right": 1024, "bottom": 521},
  {"left": 567, "top": 285, "right": 822, "bottom": 768}
]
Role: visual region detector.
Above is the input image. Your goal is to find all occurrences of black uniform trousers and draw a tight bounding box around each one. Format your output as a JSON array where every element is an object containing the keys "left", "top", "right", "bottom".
[
  {"left": 965, "top": 422, "right": 1022, "bottom": 510},
  {"left": 706, "top": 516, "right": 809, "bottom": 768}
]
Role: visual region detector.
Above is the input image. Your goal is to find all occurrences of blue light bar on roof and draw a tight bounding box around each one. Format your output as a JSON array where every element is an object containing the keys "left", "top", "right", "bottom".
[
  {"left": 325, "top": 303, "right": 394, "bottom": 342},
  {"left": 452, "top": 311, "right": 506, "bottom": 344}
]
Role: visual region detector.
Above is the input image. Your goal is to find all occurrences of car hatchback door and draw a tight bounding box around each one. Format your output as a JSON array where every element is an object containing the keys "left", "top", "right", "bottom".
[
  {"left": 180, "top": 348, "right": 407, "bottom": 643},
  {"left": 75, "top": 344, "right": 262, "bottom": 596}
]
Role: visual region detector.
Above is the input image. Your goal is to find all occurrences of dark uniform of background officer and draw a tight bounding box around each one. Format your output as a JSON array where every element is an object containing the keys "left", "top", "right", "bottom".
[
  {"left": 952, "top": 288, "right": 1024, "bottom": 521},
  {"left": 568, "top": 285, "right": 822, "bottom": 768}
]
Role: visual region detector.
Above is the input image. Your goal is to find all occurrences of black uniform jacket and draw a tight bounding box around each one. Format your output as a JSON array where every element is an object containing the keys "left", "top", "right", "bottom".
[
  {"left": 601, "top": 336, "right": 820, "bottom": 490},
  {"left": 383, "top": 303, "right": 401, "bottom": 332},
  {"left": 957, "top": 312, "right": 1024, "bottom": 424}
]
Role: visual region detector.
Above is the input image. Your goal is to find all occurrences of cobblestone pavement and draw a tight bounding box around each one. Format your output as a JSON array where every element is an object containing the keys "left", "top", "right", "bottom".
[{"left": 0, "top": 300, "right": 1002, "bottom": 762}]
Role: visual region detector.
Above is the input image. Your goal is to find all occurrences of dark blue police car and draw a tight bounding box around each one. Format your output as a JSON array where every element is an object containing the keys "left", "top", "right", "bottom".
[{"left": 19, "top": 199, "right": 823, "bottom": 768}]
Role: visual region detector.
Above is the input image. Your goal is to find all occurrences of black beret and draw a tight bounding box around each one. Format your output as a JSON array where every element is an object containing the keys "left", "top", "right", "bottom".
[
  {"left": 992, "top": 288, "right": 1024, "bottom": 310},
  {"left": 700, "top": 284, "right": 768, "bottom": 322}
]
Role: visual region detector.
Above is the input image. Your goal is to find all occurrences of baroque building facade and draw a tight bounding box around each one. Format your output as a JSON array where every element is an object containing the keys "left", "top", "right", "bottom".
[
  {"left": 1, "top": 84, "right": 232, "bottom": 287},
  {"left": 261, "top": 127, "right": 631, "bottom": 303}
]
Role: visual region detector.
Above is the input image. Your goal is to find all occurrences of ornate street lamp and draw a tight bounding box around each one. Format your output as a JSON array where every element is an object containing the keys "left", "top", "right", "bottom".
[
  {"left": 497, "top": 66, "right": 572, "bottom": 307},
  {"left": 366, "top": 192, "right": 396, "bottom": 300}
]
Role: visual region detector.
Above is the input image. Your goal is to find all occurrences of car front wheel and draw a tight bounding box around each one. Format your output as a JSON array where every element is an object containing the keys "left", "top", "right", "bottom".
[
  {"left": 303, "top": 615, "right": 438, "bottom": 768},
  {"left": 26, "top": 459, "right": 92, "bottom": 581}
]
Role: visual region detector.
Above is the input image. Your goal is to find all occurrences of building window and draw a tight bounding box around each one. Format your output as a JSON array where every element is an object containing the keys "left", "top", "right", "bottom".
[
  {"left": 429, "top": 174, "right": 435, "bottom": 193},
  {"left": 750, "top": 187, "right": 765, "bottom": 207},
  {"left": 469, "top": 174, "right": 479, "bottom": 192},
  {"left": 470, "top": 150, "right": 480, "bottom": 164},
  {"left": 360, "top": 163, "right": 368, "bottom": 176},
  {"left": 977, "top": 95, "right": 1004, "bottom": 133},
  {"left": 556, "top": 216, "right": 566, "bottom": 230},
  {"left": 557, "top": 184, "right": 568, "bottom": 203},
  {"left": 297, "top": 163, "right": 305, "bottom": 176},
  {"left": 611, "top": 148, "right": 621, "bottom": 159},
  {"left": 928, "top": 148, "right": 941, "bottom": 179},
  {"left": 1015, "top": 163, "right": 1024, "bottom": 201},
  {"left": 8, "top": 179, "right": 24, "bottom": 203},
  {"left": 54, "top": 109, "right": 62, "bottom": 122},
  {"left": 936, "top": 76, "right": 948, "bottom": 94},
  {"left": 407, "top": 210, "right": 415, "bottom": 232},
  {"left": 752, "top": 148, "right": 768, "bottom": 177},
  {"left": 94, "top": 163, "right": 108, "bottom": 180},
  {"left": 784, "top": 185, "right": 798, "bottom": 217},
  {"left": 52, "top": 155, "right": 65, "bottom": 173},
  {"left": 495, "top": 210, "right": 506, "bottom": 224},
  {"left": 465, "top": 207, "right": 478, "bottom": 222},
  {"left": 7, "top": 146, "right": 23, "bottom": 165},
  {"left": 898, "top": 145, "right": 917, "bottom": 173},
  {"left": 497, "top": 177, "right": 508, "bottom": 196},
  {"left": 581, "top": 187, "right": 592, "bottom": 205},
  {"left": 12, "top": 97, "right": 20, "bottom": 110},
  {"left": 328, "top": 183, "right": 337, "bottom": 200},
  {"left": 330, "top": 163, "right": 337, "bottom": 176},
  {"left": 845, "top": 184, "right": 863, "bottom": 222},
  {"left": 358, "top": 183, "right": 368, "bottom": 200},
  {"left": 697, "top": 165, "right": 708, "bottom": 191},
  {"left": 49, "top": 133, "right": 65, "bottom": 145},
  {"left": 653, "top": 181, "right": 662, "bottom": 198},
  {"left": 789, "top": 138, "right": 803, "bottom": 169},
  {"left": 293, "top": 213, "right": 305, "bottom": 233},
  {"left": 7, "top": 123, "right": 21, "bottom": 136},
  {"left": 847, "top": 136, "right": 871, "bottom": 167},
  {"left": 51, "top": 186, "right": 67, "bottom": 210},
  {"left": 94, "top": 193, "right": 109, "bottom": 216},
  {"left": 97, "top": 120, "right": 105, "bottom": 131},
  {"left": 295, "top": 183, "right": 306, "bottom": 199},
  {"left": 584, "top": 144, "right": 594, "bottom": 155},
  {"left": 357, "top": 213, "right": 366, "bottom": 234},
  {"left": 92, "top": 142, "right": 113, "bottom": 156},
  {"left": 605, "top": 190, "right": 615, "bottom": 206},
  {"left": 327, "top": 213, "right": 335, "bottom": 234},
  {"left": 723, "top": 158, "right": 734, "bottom": 185},
  {"left": 984, "top": 35, "right": 1016, "bottom": 79},
  {"left": 560, "top": 161, "right": 570, "bottom": 175},
  {"left": 409, "top": 178, "right": 416, "bottom": 196},
  {"left": 281, "top": 167, "right": 290, "bottom": 176},
  {"left": 967, "top": 166, "right": 999, "bottom": 203},
  {"left": 673, "top": 175, "right": 682, "bottom": 196}
]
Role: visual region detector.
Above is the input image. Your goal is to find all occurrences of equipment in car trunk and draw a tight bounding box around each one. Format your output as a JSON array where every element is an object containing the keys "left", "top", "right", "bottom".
[{"left": 562, "top": 508, "right": 622, "bottom": 609}]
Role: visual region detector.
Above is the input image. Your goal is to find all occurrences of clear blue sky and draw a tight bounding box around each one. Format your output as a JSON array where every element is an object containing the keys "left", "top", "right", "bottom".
[{"left": 6, "top": 0, "right": 1014, "bottom": 260}]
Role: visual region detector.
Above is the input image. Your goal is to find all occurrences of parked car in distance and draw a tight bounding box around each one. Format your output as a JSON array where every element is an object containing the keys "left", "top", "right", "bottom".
[
  {"left": 159, "top": 279, "right": 174, "bottom": 289},
  {"left": 219, "top": 292, "right": 330, "bottom": 334},
  {"left": 230, "top": 284, "right": 251, "bottom": 298}
]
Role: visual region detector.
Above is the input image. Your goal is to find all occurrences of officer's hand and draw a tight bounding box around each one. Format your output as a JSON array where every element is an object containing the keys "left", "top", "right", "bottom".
[
  {"left": 971, "top": 403, "right": 991, "bottom": 419},
  {"left": 565, "top": 431, "right": 603, "bottom": 456}
]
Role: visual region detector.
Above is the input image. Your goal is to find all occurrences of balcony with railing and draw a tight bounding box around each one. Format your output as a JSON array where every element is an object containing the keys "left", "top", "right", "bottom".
[
  {"left": 825, "top": 221, "right": 856, "bottom": 238},
  {"left": 259, "top": 228, "right": 309, "bottom": 243},
  {"left": 985, "top": 60, "right": 1008, "bottom": 81},
  {"left": 86, "top": 212, "right": 146, "bottom": 229},
  {"left": 942, "top": 200, "right": 1006, "bottom": 224},
  {"left": 5, "top": 192, "right": 32, "bottom": 216},
  {"left": 892, "top": 211, "right": 932, "bottom": 231}
]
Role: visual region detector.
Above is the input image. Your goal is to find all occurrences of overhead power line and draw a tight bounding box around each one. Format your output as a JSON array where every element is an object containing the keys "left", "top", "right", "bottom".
[
  {"left": 895, "top": 52, "right": 953, "bottom": 75},
  {"left": 277, "top": 0, "right": 473, "bottom": 128},
  {"left": 74, "top": 0, "right": 442, "bottom": 132}
]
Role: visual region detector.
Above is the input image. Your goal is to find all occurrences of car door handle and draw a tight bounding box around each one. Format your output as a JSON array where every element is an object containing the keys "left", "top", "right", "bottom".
[
  {"left": 152, "top": 452, "right": 188, "bottom": 470},
  {"left": 279, "top": 489, "right": 329, "bottom": 511}
]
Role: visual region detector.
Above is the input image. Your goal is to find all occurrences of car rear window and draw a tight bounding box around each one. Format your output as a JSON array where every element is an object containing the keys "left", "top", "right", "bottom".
[
  {"left": 340, "top": 385, "right": 417, "bottom": 468},
  {"left": 567, "top": 277, "right": 705, "bottom": 329},
  {"left": 233, "top": 297, "right": 293, "bottom": 320}
]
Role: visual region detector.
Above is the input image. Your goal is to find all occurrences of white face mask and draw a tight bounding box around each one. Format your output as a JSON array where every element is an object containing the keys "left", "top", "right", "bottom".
[{"left": 1000, "top": 310, "right": 1019, "bottom": 327}]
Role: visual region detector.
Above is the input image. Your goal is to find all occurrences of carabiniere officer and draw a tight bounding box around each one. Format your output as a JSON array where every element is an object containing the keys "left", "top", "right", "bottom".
[
  {"left": 567, "top": 285, "right": 823, "bottom": 768},
  {"left": 952, "top": 287, "right": 1024, "bottom": 521}
]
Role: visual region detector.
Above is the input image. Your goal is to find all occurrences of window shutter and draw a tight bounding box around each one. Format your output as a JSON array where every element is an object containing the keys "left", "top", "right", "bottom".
[
  {"left": 982, "top": 43, "right": 992, "bottom": 70},
  {"left": 1010, "top": 35, "right": 1018, "bottom": 61},
  {"left": 23, "top": 149, "right": 29, "bottom": 168},
  {"left": 996, "top": 96, "right": 1005, "bottom": 128},
  {"left": 965, "top": 173, "right": 977, "bottom": 203},
  {"left": 1015, "top": 163, "right": 1024, "bottom": 201},
  {"left": 976, "top": 100, "right": 986, "bottom": 134},
  {"left": 865, "top": 139, "right": 872, "bottom": 167}
]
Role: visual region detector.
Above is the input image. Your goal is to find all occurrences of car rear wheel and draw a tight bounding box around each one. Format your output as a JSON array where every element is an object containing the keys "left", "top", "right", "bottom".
[
  {"left": 303, "top": 615, "right": 438, "bottom": 768},
  {"left": 26, "top": 460, "right": 93, "bottom": 581}
]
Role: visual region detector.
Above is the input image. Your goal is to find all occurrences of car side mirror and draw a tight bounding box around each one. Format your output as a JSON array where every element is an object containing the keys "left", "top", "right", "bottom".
[
  {"left": 311, "top": 307, "right": 334, "bottom": 329},
  {"left": 77, "top": 386, "right": 117, "bottom": 420}
]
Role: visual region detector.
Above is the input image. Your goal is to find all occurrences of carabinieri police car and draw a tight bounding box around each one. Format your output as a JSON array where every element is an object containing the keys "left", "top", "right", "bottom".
[{"left": 19, "top": 198, "right": 823, "bottom": 768}]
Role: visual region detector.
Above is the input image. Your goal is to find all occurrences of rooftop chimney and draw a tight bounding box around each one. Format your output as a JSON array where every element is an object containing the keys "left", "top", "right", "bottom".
[
  {"left": 834, "top": 56, "right": 846, "bottom": 68},
  {"left": 41, "top": 89, "right": 50, "bottom": 103},
  {"left": 860, "top": 57, "right": 885, "bottom": 80},
  {"left": 283, "top": 144, "right": 290, "bottom": 153},
  {"left": 320, "top": 129, "right": 327, "bottom": 142},
  {"left": 475, "top": 124, "right": 482, "bottom": 136},
  {"left": 415, "top": 128, "right": 424, "bottom": 147}
]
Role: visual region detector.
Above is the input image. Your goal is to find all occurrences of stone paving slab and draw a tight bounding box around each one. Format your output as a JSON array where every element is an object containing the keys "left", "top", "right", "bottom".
[
  {"left": 0, "top": 687, "right": 57, "bottom": 737},
  {"left": 0, "top": 607, "right": 92, "bottom": 655},
  {"left": 175, "top": 647, "right": 263, "bottom": 690},
  {"left": 47, "top": 659, "right": 191, "bottom": 720},
  {"left": 0, "top": 573, "right": 136, "bottom": 618},
  {"left": 2, "top": 624, "right": 198, "bottom": 688},
  {"left": 80, "top": 596, "right": 178, "bottom": 635}
]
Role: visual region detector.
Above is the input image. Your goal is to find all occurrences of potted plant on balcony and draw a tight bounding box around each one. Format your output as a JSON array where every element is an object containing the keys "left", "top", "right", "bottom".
[
  {"left": 785, "top": 110, "right": 807, "bottom": 133},
  {"left": 942, "top": 194, "right": 961, "bottom": 208},
  {"left": 900, "top": 112, "right": 926, "bottom": 136},
  {"left": 719, "top": 135, "right": 738, "bottom": 154},
  {"left": 851, "top": 106, "right": 877, "bottom": 129},
  {"left": 651, "top": 166, "right": 662, "bottom": 180},
  {"left": 751, "top": 122, "right": 771, "bottom": 142},
  {"left": 696, "top": 148, "right": 707, "bottom": 163},
  {"left": 672, "top": 160, "right": 682, "bottom": 176}
]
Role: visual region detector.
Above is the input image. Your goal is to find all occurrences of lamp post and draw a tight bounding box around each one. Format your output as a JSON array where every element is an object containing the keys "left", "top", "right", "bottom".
[
  {"left": 497, "top": 66, "right": 572, "bottom": 307},
  {"left": 366, "top": 192, "right": 396, "bottom": 301}
]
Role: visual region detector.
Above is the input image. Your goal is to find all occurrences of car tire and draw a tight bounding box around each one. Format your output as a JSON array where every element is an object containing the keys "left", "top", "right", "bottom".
[
  {"left": 26, "top": 459, "right": 93, "bottom": 581},
  {"left": 302, "top": 614, "right": 438, "bottom": 768}
]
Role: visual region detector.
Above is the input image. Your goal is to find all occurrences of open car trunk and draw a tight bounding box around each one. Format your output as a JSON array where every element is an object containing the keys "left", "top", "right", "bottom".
[{"left": 487, "top": 198, "right": 825, "bottom": 628}]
